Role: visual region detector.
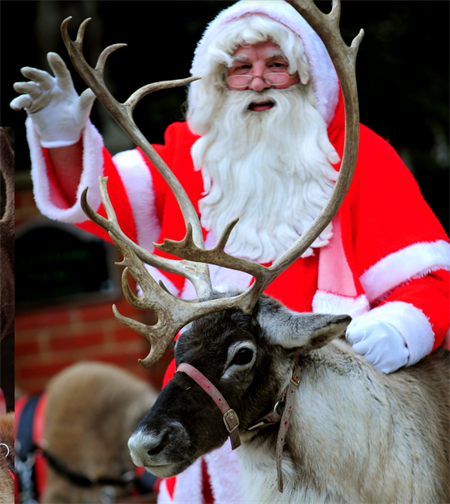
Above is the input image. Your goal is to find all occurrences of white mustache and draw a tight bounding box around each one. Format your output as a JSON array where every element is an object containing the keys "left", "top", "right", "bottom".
[{"left": 224, "top": 87, "right": 298, "bottom": 113}]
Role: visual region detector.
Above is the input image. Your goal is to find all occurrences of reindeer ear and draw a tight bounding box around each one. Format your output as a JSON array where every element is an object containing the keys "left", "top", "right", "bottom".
[{"left": 257, "top": 298, "right": 351, "bottom": 351}]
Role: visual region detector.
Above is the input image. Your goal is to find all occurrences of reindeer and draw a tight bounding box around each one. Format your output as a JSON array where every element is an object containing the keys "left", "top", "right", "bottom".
[
  {"left": 17, "top": 361, "right": 158, "bottom": 504},
  {"left": 60, "top": 0, "right": 449, "bottom": 502}
]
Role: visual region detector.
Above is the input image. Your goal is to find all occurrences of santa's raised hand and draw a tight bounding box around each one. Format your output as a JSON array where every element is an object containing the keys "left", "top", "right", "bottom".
[{"left": 10, "top": 52, "right": 95, "bottom": 148}]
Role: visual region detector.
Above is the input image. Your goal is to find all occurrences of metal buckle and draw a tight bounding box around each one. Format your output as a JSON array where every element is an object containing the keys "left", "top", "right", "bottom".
[
  {"left": 223, "top": 409, "right": 239, "bottom": 434},
  {"left": 290, "top": 376, "right": 300, "bottom": 386}
]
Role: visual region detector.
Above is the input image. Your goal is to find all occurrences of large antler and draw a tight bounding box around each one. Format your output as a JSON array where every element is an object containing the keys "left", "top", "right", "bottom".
[
  {"left": 62, "top": 0, "right": 364, "bottom": 368},
  {"left": 61, "top": 17, "right": 212, "bottom": 296}
]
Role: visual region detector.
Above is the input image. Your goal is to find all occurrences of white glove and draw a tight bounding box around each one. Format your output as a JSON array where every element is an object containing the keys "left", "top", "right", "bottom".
[
  {"left": 10, "top": 52, "right": 95, "bottom": 148},
  {"left": 346, "top": 318, "right": 409, "bottom": 374}
]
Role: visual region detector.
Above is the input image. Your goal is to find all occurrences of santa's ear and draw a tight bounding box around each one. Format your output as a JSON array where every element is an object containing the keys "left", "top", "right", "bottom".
[{"left": 257, "top": 297, "right": 351, "bottom": 352}]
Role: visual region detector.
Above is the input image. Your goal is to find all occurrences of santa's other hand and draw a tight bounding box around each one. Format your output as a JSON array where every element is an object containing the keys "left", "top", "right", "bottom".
[
  {"left": 346, "top": 319, "right": 409, "bottom": 374},
  {"left": 10, "top": 52, "right": 95, "bottom": 148}
]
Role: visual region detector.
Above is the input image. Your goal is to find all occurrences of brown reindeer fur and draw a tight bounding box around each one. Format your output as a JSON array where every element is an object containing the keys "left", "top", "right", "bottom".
[
  {"left": 0, "top": 413, "right": 15, "bottom": 504},
  {"left": 0, "top": 128, "right": 14, "bottom": 342},
  {"left": 130, "top": 295, "right": 450, "bottom": 503},
  {"left": 42, "top": 362, "right": 158, "bottom": 504}
]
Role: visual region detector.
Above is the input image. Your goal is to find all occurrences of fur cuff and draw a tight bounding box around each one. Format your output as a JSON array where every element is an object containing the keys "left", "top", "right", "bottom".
[
  {"left": 360, "top": 240, "right": 450, "bottom": 303},
  {"left": 27, "top": 117, "right": 104, "bottom": 223}
]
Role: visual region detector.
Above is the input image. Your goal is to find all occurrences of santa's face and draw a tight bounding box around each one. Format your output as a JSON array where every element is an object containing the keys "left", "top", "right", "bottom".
[{"left": 227, "top": 41, "right": 300, "bottom": 111}]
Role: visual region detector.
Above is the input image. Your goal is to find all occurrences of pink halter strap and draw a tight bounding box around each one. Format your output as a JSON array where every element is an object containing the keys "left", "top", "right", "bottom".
[
  {"left": 177, "top": 356, "right": 302, "bottom": 493},
  {"left": 176, "top": 363, "right": 241, "bottom": 450}
]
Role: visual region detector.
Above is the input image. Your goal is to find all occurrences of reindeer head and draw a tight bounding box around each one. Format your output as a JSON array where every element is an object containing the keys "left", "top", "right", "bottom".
[{"left": 128, "top": 293, "right": 350, "bottom": 478}]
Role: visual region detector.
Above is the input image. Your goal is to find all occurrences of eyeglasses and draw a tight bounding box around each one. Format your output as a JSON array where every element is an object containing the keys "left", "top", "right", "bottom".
[{"left": 226, "top": 72, "right": 295, "bottom": 88}]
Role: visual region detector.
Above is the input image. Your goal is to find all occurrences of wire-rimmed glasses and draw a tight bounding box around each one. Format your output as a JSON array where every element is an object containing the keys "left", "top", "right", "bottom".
[{"left": 226, "top": 72, "right": 296, "bottom": 88}]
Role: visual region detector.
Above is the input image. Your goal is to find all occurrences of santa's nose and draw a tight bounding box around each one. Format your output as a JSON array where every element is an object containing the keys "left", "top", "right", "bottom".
[{"left": 248, "top": 75, "right": 271, "bottom": 92}]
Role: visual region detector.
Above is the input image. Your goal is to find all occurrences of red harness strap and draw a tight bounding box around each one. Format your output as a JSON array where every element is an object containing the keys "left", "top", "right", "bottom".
[
  {"left": 33, "top": 393, "right": 48, "bottom": 495},
  {"left": 177, "top": 363, "right": 241, "bottom": 450},
  {"left": 8, "top": 467, "right": 15, "bottom": 483}
]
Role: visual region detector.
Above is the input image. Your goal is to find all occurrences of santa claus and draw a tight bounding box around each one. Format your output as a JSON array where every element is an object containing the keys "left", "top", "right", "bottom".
[{"left": 11, "top": 1, "right": 450, "bottom": 502}]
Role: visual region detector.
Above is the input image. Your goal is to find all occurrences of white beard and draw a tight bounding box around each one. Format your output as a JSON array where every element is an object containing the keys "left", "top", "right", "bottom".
[{"left": 190, "top": 85, "right": 340, "bottom": 263}]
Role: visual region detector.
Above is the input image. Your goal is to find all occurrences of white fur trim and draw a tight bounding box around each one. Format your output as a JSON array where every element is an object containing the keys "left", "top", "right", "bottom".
[
  {"left": 40, "top": 138, "right": 82, "bottom": 148},
  {"left": 312, "top": 291, "right": 370, "bottom": 318},
  {"left": 190, "top": 0, "right": 339, "bottom": 125},
  {"left": 360, "top": 240, "right": 450, "bottom": 302},
  {"left": 156, "top": 479, "right": 173, "bottom": 504},
  {"left": 204, "top": 442, "right": 246, "bottom": 504},
  {"left": 113, "top": 149, "right": 160, "bottom": 251},
  {"left": 350, "top": 301, "right": 435, "bottom": 366},
  {"left": 28, "top": 117, "right": 104, "bottom": 223},
  {"left": 171, "top": 458, "right": 203, "bottom": 504}
]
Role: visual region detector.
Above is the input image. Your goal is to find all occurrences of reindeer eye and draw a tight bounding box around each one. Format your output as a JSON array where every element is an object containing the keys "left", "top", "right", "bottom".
[{"left": 230, "top": 347, "right": 254, "bottom": 366}]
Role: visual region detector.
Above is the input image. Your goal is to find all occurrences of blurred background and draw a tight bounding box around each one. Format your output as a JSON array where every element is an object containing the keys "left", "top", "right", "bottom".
[{"left": 0, "top": 0, "right": 448, "bottom": 395}]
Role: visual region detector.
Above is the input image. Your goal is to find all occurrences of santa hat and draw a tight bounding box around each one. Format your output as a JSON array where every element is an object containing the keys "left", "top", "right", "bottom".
[{"left": 188, "top": 0, "right": 339, "bottom": 126}]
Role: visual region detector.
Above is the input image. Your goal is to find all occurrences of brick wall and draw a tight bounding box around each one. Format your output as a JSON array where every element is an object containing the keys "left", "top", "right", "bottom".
[{"left": 15, "top": 184, "right": 172, "bottom": 395}]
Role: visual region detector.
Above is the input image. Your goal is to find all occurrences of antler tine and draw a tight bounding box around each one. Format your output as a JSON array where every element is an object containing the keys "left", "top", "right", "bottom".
[
  {"left": 264, "top": 0, "right": 363, "bottom": 279},
  {"left": 156, "top": 219, "right": 272, "bottom": 306},
  {"left": 81, "top": 180, "right": 211, "bottom": 298},
  {"left": 126, "top": 77, "right": 200, "bottom": 116},
  {"left": 82, "top": 177, "right": 263, "bottom": 368},
  {"left": 61, "top": 17, "right": 208, "bottom": 262}
]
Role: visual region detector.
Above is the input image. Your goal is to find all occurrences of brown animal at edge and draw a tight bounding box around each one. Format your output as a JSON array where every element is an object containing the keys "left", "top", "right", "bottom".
[
  {"left": 0, "top": 127, "right": 14, "bottom": 343},
  {"left": 0, "top": 412, "right": 15, "bottom": 504},
  {"left": 41, "top": 362, "right": 158, "bottom": 504}
]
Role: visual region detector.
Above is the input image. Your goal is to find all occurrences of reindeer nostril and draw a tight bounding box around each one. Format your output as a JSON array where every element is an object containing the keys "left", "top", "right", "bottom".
[{"left": 147, "top": 431, "right": 170, "bottom": 457}]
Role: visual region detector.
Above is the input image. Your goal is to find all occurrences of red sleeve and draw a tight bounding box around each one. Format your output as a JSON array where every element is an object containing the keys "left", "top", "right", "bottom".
[
  {"left": 75, "top": 147, "right": 138, "bottom": 245},
  {"left": 137, "top": 123, "right": 203, "bottom": 292},
  {"left": 138, "top": 122, "right": 202, "bottom": 230},
  {"left": 339, "top": 125, "right": 449, "bottom": 278}
]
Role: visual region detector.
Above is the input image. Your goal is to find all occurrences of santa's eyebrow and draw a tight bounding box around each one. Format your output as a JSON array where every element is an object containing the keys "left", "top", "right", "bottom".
[
  {"left": 230, "top": 55, "right": 252, "bottom": 65},
  {"left": 266, "top": 50, "right": 287, "bottom": 60},
  {"left": 230, "top": 50, "right": 288, "bottom": 66}
]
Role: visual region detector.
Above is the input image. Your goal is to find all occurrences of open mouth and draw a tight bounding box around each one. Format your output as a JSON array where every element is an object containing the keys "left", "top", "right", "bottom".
[{"left": 248, "top": 100, "right": 275, "bottom": 112}]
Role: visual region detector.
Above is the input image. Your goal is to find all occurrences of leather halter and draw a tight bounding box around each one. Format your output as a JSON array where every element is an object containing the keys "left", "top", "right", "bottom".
[
  {"left": 177, "top": 356, "right": 302, "bottom": 492},
  {"left": 177, "top": 363, "right": 241, "bottom": 449}
]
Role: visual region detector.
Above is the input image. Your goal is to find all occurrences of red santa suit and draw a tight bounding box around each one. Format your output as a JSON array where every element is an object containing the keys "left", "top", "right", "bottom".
[{"left": 25, "top": 1, "right": 449, "bottom": 502}]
